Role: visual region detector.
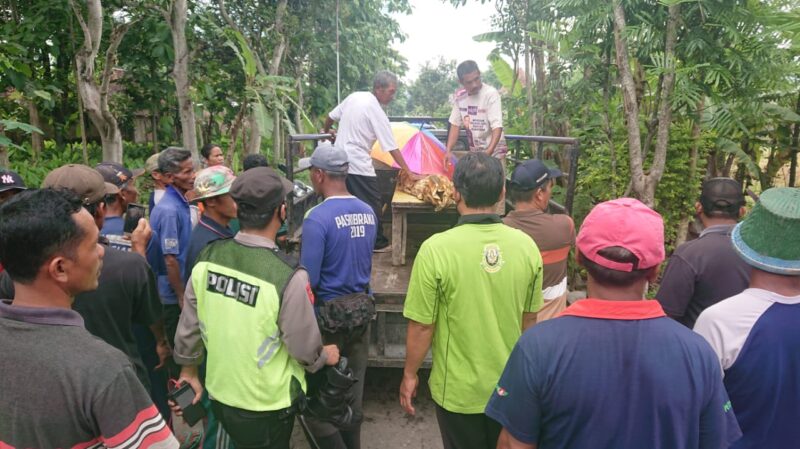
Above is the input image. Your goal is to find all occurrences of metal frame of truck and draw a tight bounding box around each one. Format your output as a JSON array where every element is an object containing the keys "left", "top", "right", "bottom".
[{"left": 282, "top": 121, "right": 580, "bottom": 367}]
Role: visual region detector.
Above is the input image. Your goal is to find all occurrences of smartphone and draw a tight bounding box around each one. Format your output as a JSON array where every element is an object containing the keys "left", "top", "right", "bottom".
[
  {"left": 124, "top": 203, "right": 146, "bottom": 234},
  {"left": 168, "top": 383, "right": 206, "bottom": 426}
]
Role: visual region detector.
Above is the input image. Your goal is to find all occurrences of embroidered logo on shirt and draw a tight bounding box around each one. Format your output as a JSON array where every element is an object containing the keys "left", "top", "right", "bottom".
[
  {"left": 164, "top": 238, "right": 179, "bottom": 250},
  {"left": 496, "top": 385, "right": 509, "bottom": 397},
  {"left": 481, "top": 244, "right": 505, "bottom": 273},
  {"left": 723, "top": 401, "right": 733, "bottom": 413}
]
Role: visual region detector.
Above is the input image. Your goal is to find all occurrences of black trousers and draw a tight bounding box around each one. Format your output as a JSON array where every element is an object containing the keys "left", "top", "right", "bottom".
[
  {"left": 434, "top": 404, "right": 503, "bottom": 449},
  {"left": 163, "top": 304, "right": 182, "bottom": 380},
  {"left": 345, "top": 174, "right": 388, "bottom": 249},
  {"left": 211, "top": 401, "right": 294, "bottom": 449},
  {"left": 306, "top": 326, "right": 369, "bottom": 449}
]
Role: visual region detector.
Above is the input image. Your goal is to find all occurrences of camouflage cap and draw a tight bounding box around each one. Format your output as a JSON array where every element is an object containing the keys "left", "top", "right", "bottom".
[{"left": 192, "top": 165, "right": 236, "bottom": 202}]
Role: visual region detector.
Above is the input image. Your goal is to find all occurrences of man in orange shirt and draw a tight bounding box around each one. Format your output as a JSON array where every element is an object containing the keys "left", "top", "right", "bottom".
[{"left": 504, "top": 159, "right": 575, "bottom": 321}]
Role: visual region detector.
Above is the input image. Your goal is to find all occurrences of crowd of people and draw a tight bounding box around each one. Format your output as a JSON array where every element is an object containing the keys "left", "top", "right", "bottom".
[{"left": 0, "top": 61, "right": 798, "bottom": 449}]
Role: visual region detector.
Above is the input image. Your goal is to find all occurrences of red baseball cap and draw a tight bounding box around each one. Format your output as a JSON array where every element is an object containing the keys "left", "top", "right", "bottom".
[{"left": 577, "top": 198, "right": 665, "bottom": 272}]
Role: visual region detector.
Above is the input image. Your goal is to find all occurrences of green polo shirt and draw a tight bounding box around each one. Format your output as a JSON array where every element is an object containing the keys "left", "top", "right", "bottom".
[{"left": 404, "top": 214, "right": 544, "bottom": 413}]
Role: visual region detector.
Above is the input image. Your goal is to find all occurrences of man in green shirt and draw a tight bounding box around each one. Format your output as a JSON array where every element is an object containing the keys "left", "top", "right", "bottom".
[{"left": 400, "top": 152, "right": 544, "bottom": 449}]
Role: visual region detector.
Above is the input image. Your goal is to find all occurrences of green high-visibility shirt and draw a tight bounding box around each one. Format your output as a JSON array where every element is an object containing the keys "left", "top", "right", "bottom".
[{"left": 403, "top": 214, "right": 544, "bottom": 413}]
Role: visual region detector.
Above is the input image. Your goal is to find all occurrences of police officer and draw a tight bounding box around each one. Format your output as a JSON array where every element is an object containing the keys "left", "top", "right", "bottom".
[{"left": 173, "top": 167, "right": 340, "bottom": 449}]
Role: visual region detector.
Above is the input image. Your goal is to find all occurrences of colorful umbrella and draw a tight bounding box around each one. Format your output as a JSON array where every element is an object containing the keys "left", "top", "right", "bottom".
[
  {"left": 371, "top": 122, "right": 419, "bottom": 166},
  {"left": 371, "top": 123, "right": 456, "bottom": 178}
]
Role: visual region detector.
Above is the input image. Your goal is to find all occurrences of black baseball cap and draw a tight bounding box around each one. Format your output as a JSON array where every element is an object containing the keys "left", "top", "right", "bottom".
[
  {"left": 230, "top": 167, "right": 293, "bottom": 214},
  {"left": 510, "top": 159, "right": 563, "bottom": 190},
  {"left": 700, "top": 177, "right": 744, "bottom": 211},
  {"left": 0, "top": 169, "right": 27, "bottom": 193},
  {"left": 95, "top": 162, "right": 145, "bottom": 189}
]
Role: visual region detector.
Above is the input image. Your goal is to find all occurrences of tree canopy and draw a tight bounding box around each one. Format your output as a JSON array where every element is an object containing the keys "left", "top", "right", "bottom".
[{"left": 1, "top": 0, "right": 798, "bottom": 248}]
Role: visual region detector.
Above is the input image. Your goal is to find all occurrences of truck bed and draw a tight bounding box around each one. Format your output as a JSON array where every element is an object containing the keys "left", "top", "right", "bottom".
[{"left": 367, "top": 217, "right": 458, "bottom": 367}]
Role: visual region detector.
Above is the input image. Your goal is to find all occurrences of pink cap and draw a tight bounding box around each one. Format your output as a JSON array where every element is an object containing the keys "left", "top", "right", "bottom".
[{"left": 577, "top": 198, "right": 665, "bottom": 272}]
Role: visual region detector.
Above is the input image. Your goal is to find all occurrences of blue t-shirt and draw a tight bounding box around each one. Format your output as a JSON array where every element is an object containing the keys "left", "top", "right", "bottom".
[
  {"left": 695, "top": 288, "right": 800, "bottom": 449},
  {"left": 148, "top": 185, "right": 192, "bottom": 305},
  {"left": 300, "top": 196, "right": 376, "bottom": 302},
  {"left": 185, "top": 214, "right": 234, "bottom": 281},
  {"left": 485, "top": 299, "right": 742, "bottom": 449},
  {"left": 100, "top": 216, "right": 124, "bottom": 236}
]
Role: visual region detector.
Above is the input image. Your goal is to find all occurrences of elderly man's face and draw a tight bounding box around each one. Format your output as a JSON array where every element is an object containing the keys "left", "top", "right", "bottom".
[{"left": 374, "top": 82, "right": 397, "bottom": 105}]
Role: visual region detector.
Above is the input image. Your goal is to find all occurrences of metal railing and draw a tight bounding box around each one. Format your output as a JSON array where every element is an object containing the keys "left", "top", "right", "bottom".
[
  {"left": 283, "top": 124, "right": 581, "bottom": 234},
  {"left": 504, "top": 134, "right": 581, "bottom": 215},
  {"left": 284, "top": 133, "right": 333, "bottom": 237}
]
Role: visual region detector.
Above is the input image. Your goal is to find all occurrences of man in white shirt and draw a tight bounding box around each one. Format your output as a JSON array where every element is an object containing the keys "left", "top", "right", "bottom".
[
  {"left": 444, "top": 60, "right": 508, "bottom": 164},
  {"left": 323, "top": 71, "right": 416, "bottom": 251},
  {"left": 444, "top": 60, "right": 508, "bottom": 215}
]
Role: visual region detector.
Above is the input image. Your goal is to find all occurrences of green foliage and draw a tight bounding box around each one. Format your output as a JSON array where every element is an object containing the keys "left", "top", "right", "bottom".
[
  {"left": 7, "top": 140, "right": 157, "bottom": 189},
  {"left": 405, "top": 58, "right": 460, "bottom": 116},
  {"left": 456, "top": 0, "right": 798, "bottom": 250}
]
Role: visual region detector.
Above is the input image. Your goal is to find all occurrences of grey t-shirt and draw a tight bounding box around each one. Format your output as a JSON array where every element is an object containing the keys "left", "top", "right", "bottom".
[
  {"left": 0, "top": 301, "right": 177, "bottom": 448},
  {"left": 656, "top": 224, "right": 751, "bottom": 328},
  {"left": 0, "top": 245, "right": 163, "bottom": 388}
]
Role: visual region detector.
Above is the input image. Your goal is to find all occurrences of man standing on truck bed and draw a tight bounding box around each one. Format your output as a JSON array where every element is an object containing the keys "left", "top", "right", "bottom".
[
  {"left": 444, "top": 60, "right": 509, "bottom": 215},
  {"left": 323, "top": 70, "right": 417, "bottom": 252},
  {"left": 400, "top": 153, "right": 543, "bottom": 449}
]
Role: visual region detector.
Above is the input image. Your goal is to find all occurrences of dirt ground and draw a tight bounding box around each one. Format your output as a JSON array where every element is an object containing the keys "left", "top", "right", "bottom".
[{"left": 290, "top": 368, "right": 443, "bottom": 449}]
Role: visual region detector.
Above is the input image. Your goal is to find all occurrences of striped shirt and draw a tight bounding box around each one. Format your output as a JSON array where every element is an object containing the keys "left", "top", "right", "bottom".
[
  {"left": 0, "top": 301, "right": 177, "bottom": 449},
  {"left": 504, "top": 210, "right": 575, "bottom": 299}
]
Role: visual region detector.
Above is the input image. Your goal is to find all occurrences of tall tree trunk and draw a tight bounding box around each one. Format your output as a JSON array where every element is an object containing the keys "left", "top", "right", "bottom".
[
  {"left": 226, "top": 104, "right": 246, "bottom": 166},
  {"left": 76, "top": 68, "right": 89, "bottom": 164},
  {"left": 27, "top": 100, "right": 43, "bottom": 158},
  {"left": 268, "top": 1, "right": 285, "bottom": 72},
  {"left": 525, "top": 32, "right": 533, "bottom": 141},
  {"left": 790, "top": 92, "right": 800, "bottom": 187},
  {"left": 601, "top": 34, "right": 617, "bottom": 196},
  {"left": 613, "top": 0, "right": 679, "bottom": 206},
  {"left": 675, "top": 97, "right": 704, "bottom": 247},
  {"left": 165, "top": 0, "right": 198, "bottom": 160},
  {"left": 643, "top": 4, "right": 680, "bottom": 204},
  {"left": 533, "top": 44, "right": 546, "bottom": 136},
  {"left": 273, "top": 110, "right": 282, "bottom": 164},
  {"left": 245, "top": 110, "right": 261, "bottom": 156},
  {"left": 70, "top": 0, "right": 129, "bottom": 163},
  {"left": 612, "top": 0, "right": 647, "bottom": 202},
  {"left": 295, "top": 76, "right": 304, "bottom": 133}
]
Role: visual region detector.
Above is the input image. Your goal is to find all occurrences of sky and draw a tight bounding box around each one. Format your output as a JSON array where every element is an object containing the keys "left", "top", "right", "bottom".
[{"left": 392, "top": 1, "right": 498, "bottom": 81}]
